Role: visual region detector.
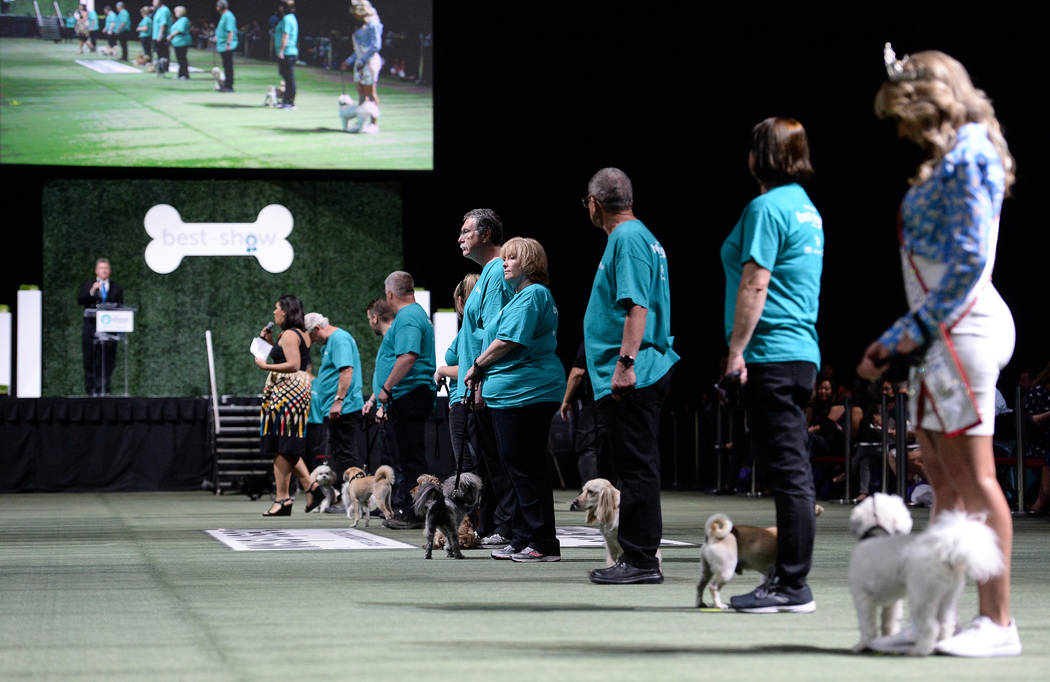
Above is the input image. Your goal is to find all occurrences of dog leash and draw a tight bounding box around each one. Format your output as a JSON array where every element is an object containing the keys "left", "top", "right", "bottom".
[{"left": 452, "top": 384, "right": 474, "bottom": 493}]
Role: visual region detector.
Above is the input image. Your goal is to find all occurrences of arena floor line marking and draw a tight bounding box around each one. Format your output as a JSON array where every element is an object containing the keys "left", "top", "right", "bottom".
[{"left": 205, "top": 527, "right": 695, "bottom": 551}]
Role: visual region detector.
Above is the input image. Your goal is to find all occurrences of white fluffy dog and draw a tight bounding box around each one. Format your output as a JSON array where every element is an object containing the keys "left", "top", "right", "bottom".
[
  {"left": 308, "top": 464, "right": 337, "bottom": 513},
  {"left": 338, "top": 95, "right": 380, "bottom": 133},
  {"left": 211, "top": 66, "right": 226, "bottom": 91},
  {"left": 848, "top": 493, "right": 1004, "bottom": 655}
]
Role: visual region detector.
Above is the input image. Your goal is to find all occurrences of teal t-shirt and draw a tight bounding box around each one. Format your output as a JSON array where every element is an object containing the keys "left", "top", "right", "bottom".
[
  {"left": 152, "top": 5, "right": 171, "bottom": 40},
  {"left": 116, "top": 9, "right": 130, "bottom": 33},
  {"left": 456, "top": 257, "right": 515, "bottom": 395},
  {"left": 104, "top": 11, "right": 116, "bottom": 32},
  {"left": 444, "top": 339, "right": 461, "bottom": 401},
  {"left": 216, "top": 10, "right": 238, "bottom": 52},
  {"left": 169, "top": 16, "right": 191, "bottom": 47},
  {"left": 274, "top": 13, "right": 298, "bottom": 57},
  {"left": 137, "top": 16, "right": 150, "bottom": 37},
  {"left": 720, "top": 183, "right": 823, "bottom": 366},
  {"left": 373, "top": 303, "right": 436, "bottom": 400},
  {"left": 583, "top": 219, "right": 679, "bottom": 401},
  {"left": 309, "top": 328, "right": 364, "bottom": 422},
  {"left": 88, "top": 11, "right": 98, "bottom": 31},
  {"left": 481, "top": 284, "right": 567, "bottom": 409}
]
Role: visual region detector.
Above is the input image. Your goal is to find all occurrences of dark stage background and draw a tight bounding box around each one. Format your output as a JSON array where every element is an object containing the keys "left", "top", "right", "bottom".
[{"left": 5, "top": 4, "right": 1047, "bottom": 405}]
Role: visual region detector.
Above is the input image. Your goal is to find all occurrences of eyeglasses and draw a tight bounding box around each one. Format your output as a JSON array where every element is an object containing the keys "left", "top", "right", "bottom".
[{"left": 580, "top": 196, "right": 592, "bottom": 209}]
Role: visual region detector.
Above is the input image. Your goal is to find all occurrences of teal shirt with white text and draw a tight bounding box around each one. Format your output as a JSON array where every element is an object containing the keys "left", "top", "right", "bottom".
[
  {"left": 274, "top": 13, "right": 298, "bottom": 57},
  {"left": 720, "top": 183, "right": 823, "bottom": 366},
  {"left": 583, "top": 219, "right": 678, "bottom": 401},
  {"left": 481, "top": 284, "right": 566, "bottom": 409},
  {"left": 373, "top": 303, "right": 436, "bottom": 400}
]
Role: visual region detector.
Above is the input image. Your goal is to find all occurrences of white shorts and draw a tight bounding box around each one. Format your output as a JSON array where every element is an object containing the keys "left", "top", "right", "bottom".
[
  {"left": 354, "top": 54, "right": 382, "bottom": 86},
  {"left": 914, "top": 287, "right": 1014, "bottom": 436}
]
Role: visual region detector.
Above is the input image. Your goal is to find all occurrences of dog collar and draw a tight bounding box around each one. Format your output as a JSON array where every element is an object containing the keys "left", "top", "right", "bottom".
[{"left": 351, "top": 471, "right": 366, "bottom": 480}]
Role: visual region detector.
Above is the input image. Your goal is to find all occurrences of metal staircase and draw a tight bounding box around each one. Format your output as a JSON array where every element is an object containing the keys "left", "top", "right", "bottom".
[{"left": 212, "top": 397, "right": 271, "bottom": 497}]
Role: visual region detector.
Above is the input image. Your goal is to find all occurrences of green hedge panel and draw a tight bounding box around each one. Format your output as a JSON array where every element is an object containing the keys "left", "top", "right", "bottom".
[{"left": 42, "top": 179, "right": 402, "bottom": 397}]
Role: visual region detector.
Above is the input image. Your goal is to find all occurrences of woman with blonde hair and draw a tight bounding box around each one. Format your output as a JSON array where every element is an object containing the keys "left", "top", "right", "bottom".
[
  {"left": 436, "top": 273, "right": 481, "bottom": 472},
  {"left": 858, "top": 45, "right": 1020, "bottom": 656},
  {"left": 465, "top": 237, "right": 567, "bottom": 563}
]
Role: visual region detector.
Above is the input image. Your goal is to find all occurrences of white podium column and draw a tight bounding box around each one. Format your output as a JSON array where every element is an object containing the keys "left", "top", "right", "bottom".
[
  {"left": 0, "top": 308, "right": 11, "bottom": 394},
  {"left": 16, "top": 289, "right": 42, "bottom": 398}
]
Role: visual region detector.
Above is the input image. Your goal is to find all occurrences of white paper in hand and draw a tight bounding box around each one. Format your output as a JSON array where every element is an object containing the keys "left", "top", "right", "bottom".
[{"left": 250, "top": 337, "right": 273, "bottom": 360}]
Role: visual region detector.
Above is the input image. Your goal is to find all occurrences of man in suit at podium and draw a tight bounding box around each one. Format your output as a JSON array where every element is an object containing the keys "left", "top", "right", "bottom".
[{"left": 77, "top": 258, "right": 124, "bottom": 396}]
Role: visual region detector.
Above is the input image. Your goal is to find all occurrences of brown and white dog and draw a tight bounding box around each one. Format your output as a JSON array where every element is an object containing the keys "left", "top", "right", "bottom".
[
  {"left": 341, "top": 465, "right": 394, "bottom": 527},
  {"left": 695, "top": 513, "right": 778, "bottom": 609}
]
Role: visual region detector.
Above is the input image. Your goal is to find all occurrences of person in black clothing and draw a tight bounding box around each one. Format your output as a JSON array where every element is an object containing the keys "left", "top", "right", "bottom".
[
  {"left": 254, "top": 294, "right": 325, "bottom": 516},
  {"left": 77, "top": 258, "right": 124, "bottom": 396},
  {"left": 560, "top": 340, "right": 613, "bottom": 485}
]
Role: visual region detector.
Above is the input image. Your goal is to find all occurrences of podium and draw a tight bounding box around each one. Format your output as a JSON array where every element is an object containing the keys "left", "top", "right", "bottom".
[{"left": 83, "top": 305, "right": 136, "bottom": 396}]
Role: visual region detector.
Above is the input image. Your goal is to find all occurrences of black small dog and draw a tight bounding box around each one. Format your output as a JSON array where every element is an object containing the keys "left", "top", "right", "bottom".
[{"left": 412, "top": 472, "right": 482, "bottom": 559}]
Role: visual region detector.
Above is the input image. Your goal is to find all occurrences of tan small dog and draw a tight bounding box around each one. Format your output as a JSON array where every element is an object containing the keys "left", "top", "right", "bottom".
[
  {"left": 696, "top": 513, "right": 777, "bottom": 609},
  {"left": 571, "top": 478, "right": 662, "bottom": 568},
  {"left": 342, "top": 465, "right": 394, "bottom": 527}
]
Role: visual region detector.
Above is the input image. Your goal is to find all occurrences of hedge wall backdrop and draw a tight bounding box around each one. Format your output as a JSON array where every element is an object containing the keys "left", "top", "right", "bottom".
[{"left": 43, "top": 179, "right": 402, "bottom": 397}]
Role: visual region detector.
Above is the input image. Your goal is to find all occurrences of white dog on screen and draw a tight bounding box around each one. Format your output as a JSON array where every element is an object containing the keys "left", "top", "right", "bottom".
[
  {"left": 848, "top": 493, "right": 1004, "bottom": 655},
  {"left": 338, "top": 95, "right": 380, "bottom": 133}
]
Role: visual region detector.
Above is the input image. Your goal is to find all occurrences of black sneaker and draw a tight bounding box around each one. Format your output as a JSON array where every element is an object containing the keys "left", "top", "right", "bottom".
[
  {"left": 730, "top": 579, "right": 815, "bottom": 613},
  {"left": 381, "top": 512, "right": 423, "bottom": 530},
  {"left": 588, "top": 559, "right": 663, "bottom": 584}
]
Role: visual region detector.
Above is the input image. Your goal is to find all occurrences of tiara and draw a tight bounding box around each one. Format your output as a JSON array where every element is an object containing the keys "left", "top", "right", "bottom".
[{"left": 884, "top": 42, "right": 919, "bottom": 82}]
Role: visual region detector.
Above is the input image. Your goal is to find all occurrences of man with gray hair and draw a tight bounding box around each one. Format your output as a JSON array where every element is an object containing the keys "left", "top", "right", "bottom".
[
  {"left": 367, "top": 271, "right": 436, "bottom": 529},
  {"left": 581, "top": 168, "right": 678, "bottom": 585},
  {"left": 305, "top": 312, "right": 364, "bottom": 479},
  {"left": 77, "top": 257, "right": 125, "bottom": 396}
]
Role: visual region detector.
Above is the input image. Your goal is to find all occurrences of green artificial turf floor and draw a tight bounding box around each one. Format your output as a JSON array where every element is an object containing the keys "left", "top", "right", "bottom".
[
  {"left": 1, "top": 490, "right": 1047, "bottom": 681},
  {"left": 0, "top": 39, "right": 432, "bottom": 169}
]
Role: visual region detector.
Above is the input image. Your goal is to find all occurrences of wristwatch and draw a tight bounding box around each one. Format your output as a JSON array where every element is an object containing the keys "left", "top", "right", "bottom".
[{"left": 617, "top": 354, "right": 635, "bottom": 368}]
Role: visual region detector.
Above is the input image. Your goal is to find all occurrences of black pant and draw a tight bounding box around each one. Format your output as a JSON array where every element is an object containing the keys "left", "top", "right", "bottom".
[
  {"left": 220, "top": 49, "right": 234, "bottom": 89},
  {"left": 490, "top": 402, "right": 560, "bottom": 555},
  {"left": 155, "top": 38, "right": 169, "bottom": 63},
  {"left": 597, "top": 372, "right": 670, "bottom": 570},
  {"left": 573, "top": 397, "right": 613, "bottom": 484},
  {"left": 305, "top": 420, "right": 328, "bottom": 471},
  {"left": 81, "top": 323, "right": 117, "bottom": 396},
  {"left": 174, "top": 45, "right": 189, "bottom": 77},
  {"left": 447, "top": 401, "right": 477, "bottom": 473},
  {"left": 744, "top": 361, "right": 817, "bottom": 587},
  {"left": 118, "top": 30, "right": 130, "bottom": 60},
  {"left": 140, "top": 35, "right": 151, "bottom": 59},
  {"left": 278, "top": 56, "right": 296, "bottom": 104},
  {"left": 468, "top": 405, "right": 517, "bottom": 539},
  {"left": 327, "top": 411, "right": 364, "bottom": 475},
  {"left": 383, "top": 386, "right": 433, "bottom": 515}
]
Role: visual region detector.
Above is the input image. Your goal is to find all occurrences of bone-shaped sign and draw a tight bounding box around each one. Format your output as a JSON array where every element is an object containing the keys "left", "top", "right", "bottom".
[{"left": 143, "top": 204, "right": 294, "bottom": 274}]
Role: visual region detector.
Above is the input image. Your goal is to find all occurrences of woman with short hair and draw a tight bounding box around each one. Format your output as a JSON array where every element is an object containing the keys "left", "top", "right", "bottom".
[
  {"left": 858, "top": 46, "right": 1019, "bottom": 656},
  {"left": 168, "top": 5, "right": 191, "bottom": 79},
  {"left": 137, "top": 6, "right": 152, "bottom": 62},
  {"left": 465, "top": 238, "right": 567, "bottom": 563},
  {"left": 255, "top": 295, "right": 324, "bottom": 516},
  {"left": 273, "top": 0, "right": 298, "bottom": 109},
  {"left": 720, "top": 116, "right": 823, "bottom": 613}
]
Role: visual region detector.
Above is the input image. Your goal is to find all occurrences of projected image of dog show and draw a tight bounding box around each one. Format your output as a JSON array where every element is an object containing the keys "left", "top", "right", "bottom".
[{"left": 0, "top": 0, "right": 432, "bottom": 169}]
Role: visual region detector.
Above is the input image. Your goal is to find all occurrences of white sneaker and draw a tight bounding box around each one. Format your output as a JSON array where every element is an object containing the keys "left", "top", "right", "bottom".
[
  {"left": 868, "top": 624, "right": 918, "bottom": 654},
  {"left": 935, "top": 616, "right": 1021, "bottom": 657}
]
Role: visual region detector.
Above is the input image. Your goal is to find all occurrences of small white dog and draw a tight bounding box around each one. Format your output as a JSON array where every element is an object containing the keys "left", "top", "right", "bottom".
[
  {"left": 263, "top": 82, "right": 285, "bottom": 108},
  {"left": 338, "top": 94, "right": 380, "bottom": 133},
  {"left": 848, "top": 493, "right": 1004, "bottom": 655},
  {"left": 308, "top": 464, "right": 337, "bottom": 513},
  {"left": 211, "top": 66, "right": 226, "bottom": 91},
  {"left": 696, "top": 513, "right": 778, "bottom": 609}
]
